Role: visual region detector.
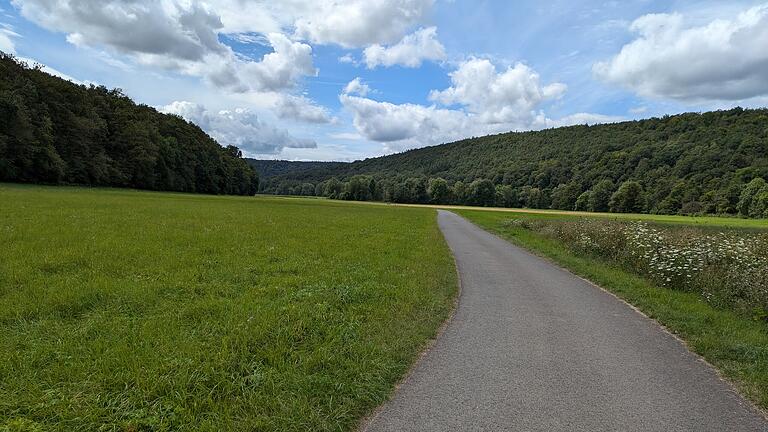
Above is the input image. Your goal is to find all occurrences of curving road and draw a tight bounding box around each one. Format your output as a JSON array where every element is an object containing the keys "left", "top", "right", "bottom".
[{"left": 362, "top": 210, "right": 768, "bottom": 432}]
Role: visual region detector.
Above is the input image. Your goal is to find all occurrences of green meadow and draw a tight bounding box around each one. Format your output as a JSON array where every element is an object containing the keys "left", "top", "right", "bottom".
[{"left": 0, "top": 185, "right": 457, "bottom": 431}]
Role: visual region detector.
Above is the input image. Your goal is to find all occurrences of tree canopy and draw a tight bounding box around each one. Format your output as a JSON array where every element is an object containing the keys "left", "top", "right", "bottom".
[
  {"left": 258, "top": 107, "right": 768, "bottom": 218},
  {"left": 0, "top": 54, "right": 258, "bottom": 195}
]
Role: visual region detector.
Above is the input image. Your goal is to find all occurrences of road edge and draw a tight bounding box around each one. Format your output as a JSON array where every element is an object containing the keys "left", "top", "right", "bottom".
[
  {"left": 355, "top": 210, "right": 464, "bottom": 431},
  {"left": 450, "top": 210, "right": 768, "bottom": 421}
]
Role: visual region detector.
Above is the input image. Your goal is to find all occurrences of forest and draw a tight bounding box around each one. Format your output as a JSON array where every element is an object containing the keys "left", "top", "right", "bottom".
[
  {"left": 0, "top": 54, "right": 258, "bottom": 195},
  {"left": 259, "top": 108, "right": 768, "bottom": 217}
]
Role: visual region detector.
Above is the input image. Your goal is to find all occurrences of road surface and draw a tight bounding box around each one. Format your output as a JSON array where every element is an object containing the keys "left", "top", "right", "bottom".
[{"left": 362, "top": 210, "right": 768, "bottom": 432}]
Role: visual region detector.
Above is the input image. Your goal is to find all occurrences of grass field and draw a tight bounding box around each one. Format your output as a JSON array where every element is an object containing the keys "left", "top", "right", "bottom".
[
  {"left": 0, "top": 184, "right": 457, "bottom": 431},
  {"left": 457, "top": 209, "right": 768, "bottom": 411}
]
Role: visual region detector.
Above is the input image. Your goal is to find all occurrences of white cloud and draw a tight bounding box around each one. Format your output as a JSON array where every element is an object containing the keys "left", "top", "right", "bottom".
[
  {"left": 0, "top": 26, "right": 19, "bottom": 54},
  {"left": 429, "top": 58, "right": 567, "bottom": 124},
  {"left": 341, "top": 92, "right": 620, "bottom": 153},
  {"left": 328, "top": 132, "right": 364, "bottom": 140},
  {"left": 294, "top": 0, "right": 434, "bottom": 48},
  {"left": 274, "top": 94, "right": 332, "bottom": 123},
  {"left": 340, "top": 58, "right": 617, "bottom": 152},
  {"left": 12, "top": 1, "right": 317, "bottom": 95},
  {"left": 239, "top": 33, "right": 316, "bottom": 92},
  {"left": 0, "top": 31, "right": 14, "bottom": 54},
  {"left": 339, "top": 94, "right": 488, "bottom": 152},
  {"left": 161, "top": 101, "right": 316, "bottom": 155},
  {"left": 123, "top": 0, "right": 435, "bottom": 49},
  {"left": 363, "top": 27, "right": 446, "bottom": 68},
  {"left": 15, "top": 1, "right": 226, "bottom": 61},
  {"left": 594, "top": 4, "right": 768, "bottom": 102},
  {"left": 338, "top": 53, "right": 356, "bottom": 64},
  {"left": 343, "top": 77, "right": 371, "bottom": 96}
]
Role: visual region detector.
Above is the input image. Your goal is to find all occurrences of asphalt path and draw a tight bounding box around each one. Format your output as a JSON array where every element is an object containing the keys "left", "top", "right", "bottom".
[{"left": 362, "top": 210, "right": 768, "bottom": 432}]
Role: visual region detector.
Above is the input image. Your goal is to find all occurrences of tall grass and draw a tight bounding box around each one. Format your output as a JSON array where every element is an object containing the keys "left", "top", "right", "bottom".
[
  {"left": 506, "top": 218, "right": 768, "bottom": 320},
  {"left": 0, "top": 184, "right": 457, "bottom": 431}
]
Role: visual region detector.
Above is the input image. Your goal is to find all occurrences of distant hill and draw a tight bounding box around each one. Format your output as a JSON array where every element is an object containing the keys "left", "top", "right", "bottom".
[
  {"left": 0, "top": 54, "right": 258, "bottom": 195},
  {"left": 246, "top": 159, "right": 346, "bottom": 179},
  {"left": 261, "top": 108, "right": 768, "bottom": 217}
]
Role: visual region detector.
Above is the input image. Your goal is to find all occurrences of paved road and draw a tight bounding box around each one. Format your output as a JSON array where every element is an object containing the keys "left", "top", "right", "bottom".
[{"left": 362, "top": 211, "right": 768, "bottom": 432}]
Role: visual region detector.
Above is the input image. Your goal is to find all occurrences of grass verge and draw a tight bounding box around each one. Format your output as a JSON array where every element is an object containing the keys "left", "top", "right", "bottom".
[
  {"left": 388, "top": 202, "right": 768, "bottom": 230},
  {"left": 456, "top": 209, "right": 768, "bottom": 412},
  {"left": 0, "top": 184, "right": 457, "bottom": 431}
]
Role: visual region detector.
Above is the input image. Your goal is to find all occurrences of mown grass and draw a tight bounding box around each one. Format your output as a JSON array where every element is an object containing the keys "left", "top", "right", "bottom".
[
  {"left": 0, "top": 184, "right": 457, "bottom": 431},
  {"left": 457, "top": 209, "right": 768, "bottom": 412}
]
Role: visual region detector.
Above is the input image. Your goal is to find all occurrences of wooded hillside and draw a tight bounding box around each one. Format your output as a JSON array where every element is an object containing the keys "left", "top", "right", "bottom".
[
  {"left": 0, "top": 54, "right": 258, "bottom": 195},
  {"left": 260, "top": 108, "right": 768, "bottom": 217}
]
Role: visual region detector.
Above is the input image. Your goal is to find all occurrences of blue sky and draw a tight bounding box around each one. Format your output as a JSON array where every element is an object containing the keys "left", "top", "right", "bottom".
[{"left": 2, "top": 0, "right": 768, "bottom": 160}]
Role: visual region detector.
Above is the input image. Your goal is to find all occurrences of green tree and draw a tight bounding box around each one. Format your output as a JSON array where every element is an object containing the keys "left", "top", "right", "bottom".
[
  {"left": 392, "top": 181, "right": 410, "bottom": 203},
  {"left": 323, "top": 178, "right": 344, "bottom": 198},
  {"left": 427, "top": 177, "right": 450, "bottom": 204},
  {"left": 588, "top": 180, "right": 614, "bottom": 212},
  {"left": 519, "top": 186, "right": 547, "bottom": 209},
  {"left": 737, "top": 178, "right": 767, "bottom": 217},
  {"left": 469, "top": 179, "right": 496, "bottom": 207},
  {"left": 575, "top": 191, "right": 591, "bottom": 211},
  {"left": 716, "top": 183, "right": 742, "bottom": 214},
  {"left": 656, "top": 180, "right": 688, "bottom": 214},
  {"left": 495, "top": 185, "right": 518, "bottom": 208},
  {"left": 402, "top": 177, "right": 428, "bottom": 203},
  {"left": 452, "top": 181, "right": 468, "bottom": 204},
  {"left": 0, "top": 55, "right": 258, "bottom": 195},
  {"left": 346, "top": 175, "right": 373, "bottom": 201},
  {"left": 750, "top": 186, "right": 768, "bottom": 218},
  {"left": 550, "top": 182, "right": 581, "bottom": 210},
  {"left": 610, "top": 181, "right": 645, "bottom": 213},
  {"left": 300, "top": 183, "right": 315, "bottom": 196}
]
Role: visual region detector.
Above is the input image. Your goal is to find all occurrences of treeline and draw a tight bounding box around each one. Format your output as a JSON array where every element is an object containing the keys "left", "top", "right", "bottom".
[
  {"left": 269, "top": 175, "right": 768, "bottom": 217},
  {"left": 261, "top": 107, "right": 768, "bottom": 217},
  {"left": 0, "top": 54, "right": 258, "bottom": 195}
]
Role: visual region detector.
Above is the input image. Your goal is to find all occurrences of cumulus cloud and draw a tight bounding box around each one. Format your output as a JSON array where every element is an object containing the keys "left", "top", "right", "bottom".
[
  {"left": 0, "top": 28, "right": 17, "bottom": 54},
  {"left": 240, "top": 33, "right": 316, "bottom": 92},
  {"left": 339, "top": 94, "right": 488, "bottom": 152},
  {"left": 12, "top": 1, "right": 317, "bottom": 95},
  {"left": 274, "top": 94, "right": 332, "bottom": 123},
  {"left": 343, "top": 77, "right": 371, "bottom": 96},
  {"left": 363, "top": 27, "right": 446, "bottom": 68},
  {"left": 161, "top": 101, "right": 316, "bottom": 155},
  {"left": 340, "top": 59, "right": 617, "bottom": 151},
  {"left": 338, "top": 53, "right": 356, "bottom": 64},
  {"left": 10, "top": 0, "right": 441, "bottom": 130},
  {"left": 594, "top": 4, "right": 768, "bottom": 101},
  {"left": 294, "top": 0, "right": 434, "bottom": 48},
  {"left": 341, "top": 92, "right": 621, "bottom": 152},
  {"left": 17, "top": 1, "right": 226, "bottom": 61},
  {"left": 429, "top": 59, "right": 567, "bottom": 124}
]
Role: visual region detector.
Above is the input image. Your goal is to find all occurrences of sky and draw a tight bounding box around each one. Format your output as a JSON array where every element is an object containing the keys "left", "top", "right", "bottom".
[{"left": 1, "top": 0, "right": 768, "bottom": 161}]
